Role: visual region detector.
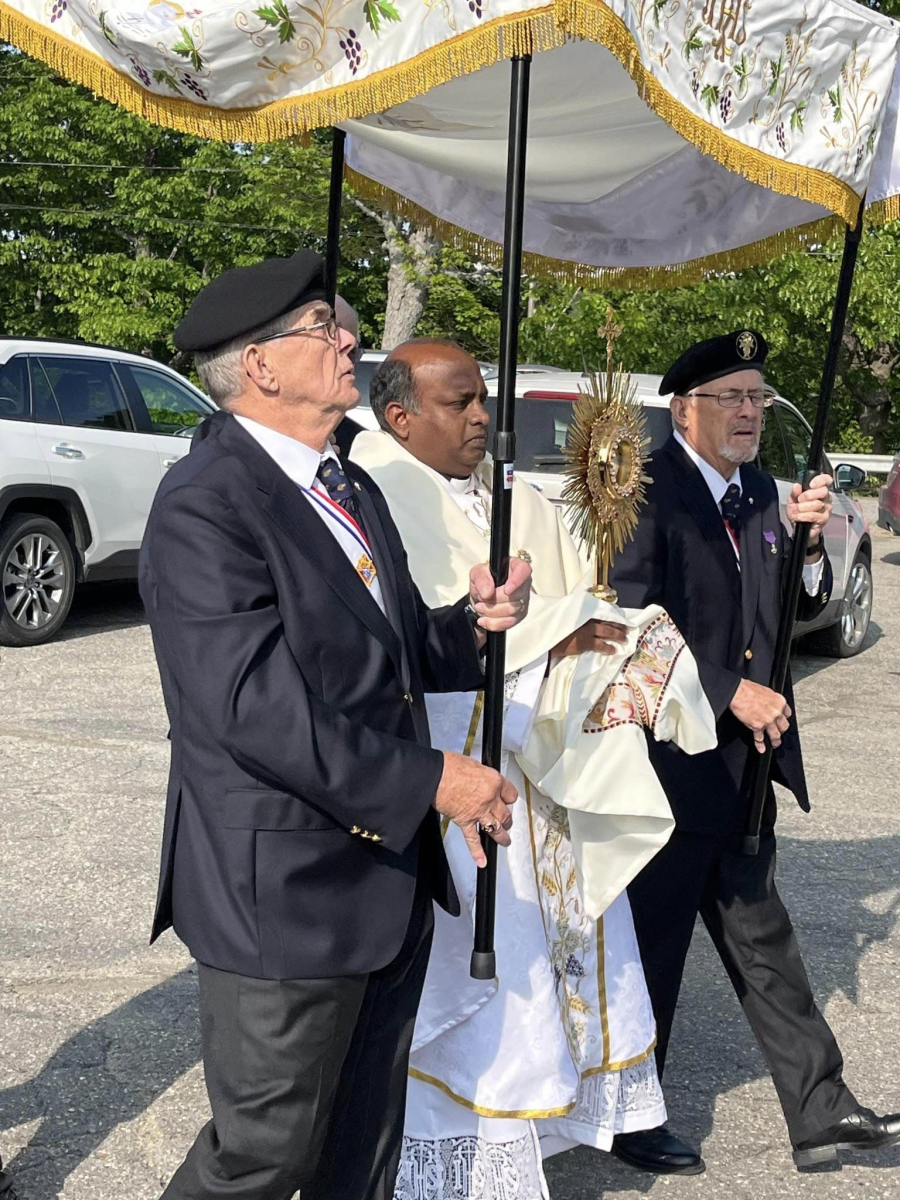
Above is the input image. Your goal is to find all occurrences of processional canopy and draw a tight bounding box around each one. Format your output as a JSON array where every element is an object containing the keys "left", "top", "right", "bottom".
[{"left": 3, "top": 0, "right": 898, "bottom": 282}]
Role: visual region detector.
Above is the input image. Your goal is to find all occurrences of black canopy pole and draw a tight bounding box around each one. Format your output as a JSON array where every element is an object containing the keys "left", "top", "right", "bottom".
[
  {"left": 742, "top": 198, "right": 865, "bottom": 857},
  {"left": 325, "top": 128, "right": 346, "bottom": 305},
  {"left": 470, "top": 54, "right": 532, "bottom": 981}
]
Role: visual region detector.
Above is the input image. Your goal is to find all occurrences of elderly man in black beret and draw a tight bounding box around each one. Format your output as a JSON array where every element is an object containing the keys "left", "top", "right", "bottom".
[
  {"left": 140, "top": 251, "right": 533, "bottom": 1200},
  {"left": 608, "top": 330, "right": 899, "bottom": 1176}
]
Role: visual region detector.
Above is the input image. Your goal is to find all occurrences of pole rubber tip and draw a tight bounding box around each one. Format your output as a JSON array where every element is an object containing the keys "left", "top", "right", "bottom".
[
  {"left": 470, "top": 950, "right": 496, "bottom": 980},
  {"left": 741, "top": 835, "right": 761, "bottom": 857}
]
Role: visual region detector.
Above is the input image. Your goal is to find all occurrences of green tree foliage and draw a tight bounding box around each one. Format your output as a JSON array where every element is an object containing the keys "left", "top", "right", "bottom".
[
  {"left": 513, "top": 226, "right": 900, "bottom": 453},
  {"left": 0, "top": 42, "right": 897, "bottom": 450},
  {"left": 0, "top": 45, "right": 387, "bottom": 367}
]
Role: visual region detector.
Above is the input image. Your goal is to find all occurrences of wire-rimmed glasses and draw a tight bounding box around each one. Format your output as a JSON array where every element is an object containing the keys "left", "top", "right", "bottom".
[
  {"left": 690, "top": 387, "right": 777, "bottom": 409},
  {"left": 255, "top": 316, "right": 339, "bottom": 346}
]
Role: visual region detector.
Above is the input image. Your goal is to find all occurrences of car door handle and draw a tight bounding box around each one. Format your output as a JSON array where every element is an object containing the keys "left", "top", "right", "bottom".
[
  {"left": 163, "top": 457, "right": 179, "bottom": 469},
  {"left": 52, "top": 443, "right": 85, "bottom": 460}
]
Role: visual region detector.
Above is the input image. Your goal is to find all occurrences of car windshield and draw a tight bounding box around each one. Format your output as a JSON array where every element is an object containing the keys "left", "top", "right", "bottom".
[{"left": 482, "top": 395, "right": 674, "bottom": 472}]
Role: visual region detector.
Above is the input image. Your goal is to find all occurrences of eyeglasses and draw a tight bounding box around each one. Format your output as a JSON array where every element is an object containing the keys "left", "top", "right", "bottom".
[
  {"left": 255, "top": 316, "right": 339, "bottom": 346},
  {"left": 690, "top": 387, "right": 776, "bottom": 409}
]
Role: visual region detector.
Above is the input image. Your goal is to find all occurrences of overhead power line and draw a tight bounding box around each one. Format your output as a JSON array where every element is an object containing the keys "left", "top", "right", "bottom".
[
  {"left": 0, "top": 159, "right": 317, "bottom": 175},
  {"left": 0, "top": 201, "right": 386, "bottom": 250},
  {"left": 0, "top": 201, "right": 305, "bottom": 233}
]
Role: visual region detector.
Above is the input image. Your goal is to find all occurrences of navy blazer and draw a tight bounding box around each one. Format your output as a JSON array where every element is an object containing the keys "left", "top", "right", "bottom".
[
  {"left": 610, "top": 435, "right": 832, "bottom": 835},
  {"left": 140, "top": 412, "right": 484, "bottom": 979}
]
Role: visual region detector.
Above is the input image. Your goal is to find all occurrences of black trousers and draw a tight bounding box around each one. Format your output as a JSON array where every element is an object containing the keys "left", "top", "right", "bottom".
[
  {"left": 161, "top": 884, "right": 434, "bottom": 1200},
  {"left": 628, "top": 828, "right": 857, "bottom": 1146}
]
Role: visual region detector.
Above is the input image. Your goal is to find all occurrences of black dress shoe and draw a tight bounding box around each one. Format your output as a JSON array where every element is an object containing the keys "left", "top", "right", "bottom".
[
  {"left": 793, "top": 1106, "right": 900, "bottom": 1170},
  {"left": 611, "top": 1126, "right": 705, "bottom": 1175}
]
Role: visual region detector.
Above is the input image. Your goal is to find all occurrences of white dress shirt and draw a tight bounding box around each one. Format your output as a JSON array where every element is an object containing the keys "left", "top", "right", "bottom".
[
  {"left": 673, "top": 429, "right": 823, "bottom": 593},
  {"left": 235, "top": 415, "right": 386, "bottom": 614}
]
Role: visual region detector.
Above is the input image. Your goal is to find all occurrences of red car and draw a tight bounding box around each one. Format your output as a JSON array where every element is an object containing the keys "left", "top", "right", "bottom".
[{"left": 878, "top": 453, "right": 900, "bottom": 536}]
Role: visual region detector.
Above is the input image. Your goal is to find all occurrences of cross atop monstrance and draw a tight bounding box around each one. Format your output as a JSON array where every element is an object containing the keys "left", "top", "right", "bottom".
[{"left": 598, "top": 304, "right": 623, "bottom": 391}]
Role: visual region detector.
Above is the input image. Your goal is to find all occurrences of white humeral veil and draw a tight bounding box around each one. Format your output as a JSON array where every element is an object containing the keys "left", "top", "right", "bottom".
[{"left": 351, "top": 432, "right": 716, "bottom": 1200}]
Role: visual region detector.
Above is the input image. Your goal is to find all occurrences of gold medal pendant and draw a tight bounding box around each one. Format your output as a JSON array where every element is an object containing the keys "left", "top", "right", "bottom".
[{"left": 356, "top": 554, "right": 377, "bottom": 587}]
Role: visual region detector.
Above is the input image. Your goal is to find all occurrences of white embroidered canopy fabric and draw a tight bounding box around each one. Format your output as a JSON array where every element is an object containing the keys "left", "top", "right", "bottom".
[
  {"left": 2, "top": 0, "right": 898, "bottom": 231},
  {"left": 345, "top": 25, "right": 900, "bottom": 274}
]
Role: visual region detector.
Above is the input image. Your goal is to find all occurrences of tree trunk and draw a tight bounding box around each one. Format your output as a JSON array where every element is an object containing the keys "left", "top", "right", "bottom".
[
  {"left": 856, "top": 381, "right": 894, "bottom": 454},
  {"left": 381, "top": 217, "right": 441, "bottom": 349},
  {"left": 843, "top": 327, "right": 897, "bottom": 454}
]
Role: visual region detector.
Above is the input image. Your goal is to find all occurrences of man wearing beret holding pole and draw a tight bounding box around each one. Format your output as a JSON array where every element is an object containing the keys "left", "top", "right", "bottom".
[
  {"left": 139, "top": 250, "right": 532, "bottom": 1200},
  {"left": 608, "top": 330, "right": 900, "bottom": 1175}
]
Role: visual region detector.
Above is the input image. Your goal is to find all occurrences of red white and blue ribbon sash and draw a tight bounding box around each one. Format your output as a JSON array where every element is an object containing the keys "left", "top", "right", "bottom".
[{"left": 301, "top": 483, "right": 371, "bottom": 553}]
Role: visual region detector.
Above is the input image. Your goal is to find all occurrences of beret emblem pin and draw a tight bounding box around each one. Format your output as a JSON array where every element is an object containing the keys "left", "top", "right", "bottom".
[{"left": 736, "top": 331, "right": 758, "bottom": 361}]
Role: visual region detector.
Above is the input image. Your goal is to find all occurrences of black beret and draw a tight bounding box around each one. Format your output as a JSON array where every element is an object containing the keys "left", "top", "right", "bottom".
[
  {"left": 659, "top": 329, "right": 769, "bottom": 396},
  {"left": 174, "top": 250, "right": 328, "bottom": 352}
]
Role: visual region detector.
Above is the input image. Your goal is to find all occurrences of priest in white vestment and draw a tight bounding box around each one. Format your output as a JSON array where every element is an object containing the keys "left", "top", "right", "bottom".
[{"left": 351, "top": 340, "right": 718, "bottom": 1198}]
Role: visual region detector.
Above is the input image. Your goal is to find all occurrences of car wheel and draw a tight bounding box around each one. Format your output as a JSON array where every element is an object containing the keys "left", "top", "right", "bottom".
[
  {"left": 803, "top": 550, "right": 873, "bottom": 659},
  {"left": 0, "top": 513, "right": 77, "bottom": 647}
]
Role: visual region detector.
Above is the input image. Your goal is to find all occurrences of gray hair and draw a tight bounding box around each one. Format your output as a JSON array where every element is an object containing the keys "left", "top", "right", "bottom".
[
  {"left": 194, "top": 307, "right": 302, "bottom": 408},
  {"left": 369, "top": 338, "right": 465, "bottom": 433}
]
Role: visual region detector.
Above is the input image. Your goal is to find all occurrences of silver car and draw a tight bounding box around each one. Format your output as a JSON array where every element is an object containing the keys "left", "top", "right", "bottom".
[{"left": 348, "top": 367, "right": 873, "bottom": 657}]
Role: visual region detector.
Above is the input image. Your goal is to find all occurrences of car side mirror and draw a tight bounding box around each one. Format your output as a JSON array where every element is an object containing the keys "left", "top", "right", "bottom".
[{"left": 835, "top": 463, "right": 866, "bottom": 492}]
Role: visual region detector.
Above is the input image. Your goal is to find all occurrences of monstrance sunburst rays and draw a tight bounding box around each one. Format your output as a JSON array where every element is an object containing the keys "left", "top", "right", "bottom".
[{"left": 562, "top": 308, "right": 652, "bottom": 603}]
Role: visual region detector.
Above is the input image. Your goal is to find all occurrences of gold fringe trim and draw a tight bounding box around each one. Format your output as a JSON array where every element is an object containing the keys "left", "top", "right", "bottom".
[
  {"left": 557, "top": 0, "right": 859, "bottom": 226},
  {"left": 0, "top": 0, "right": 862, "bottom": 223},
  {"left": 0, "top": 0, "right": 558, "bottom": 141},
  {"left": 867, "top": 194, "right": 900, "bottom": 228},
  {"left": 348, "top": 166, "right": 846, "bottom": 289}
]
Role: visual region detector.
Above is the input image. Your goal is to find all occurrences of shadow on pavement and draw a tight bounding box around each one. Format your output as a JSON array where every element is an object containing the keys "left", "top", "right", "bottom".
[
  {"left": 56, "top": 582, "right": 147, "bottom": 642},
  {"left": 882, "top": 550, "right": 900, "bottom": 567},
  {"left": 545, "top": 832, "right": 900, "bottom": 1194},
  {"left": 791, "top": 620, "right": 883, "bottom": 682},
  {"left": 3, "top": 836, "right": 899, "bottom": 1199},
  {"left": 0, "top": 968, "right": 199, "bottom": 1199}
]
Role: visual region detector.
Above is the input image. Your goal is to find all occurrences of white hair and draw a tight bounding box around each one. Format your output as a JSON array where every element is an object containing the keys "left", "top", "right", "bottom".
[{"left": 194, "top": 307, "right": 303, "bottom": 408}]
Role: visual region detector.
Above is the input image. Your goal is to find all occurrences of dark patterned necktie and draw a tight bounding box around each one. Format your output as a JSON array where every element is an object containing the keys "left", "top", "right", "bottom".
[
  {"left": 316, "top": 455, "right": 359, "bottom": 520},
  {"left": 720, "top": 482, "right": 743, "bottom": 535}
]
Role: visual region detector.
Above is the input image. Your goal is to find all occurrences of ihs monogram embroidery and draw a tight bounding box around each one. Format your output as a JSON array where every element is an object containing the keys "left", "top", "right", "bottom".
[
  {"left": 356, "top": 554, "right": 377, "bottom": 587},
  {"left": 702, "top": 0, "right": 749, "bottom": 62}
]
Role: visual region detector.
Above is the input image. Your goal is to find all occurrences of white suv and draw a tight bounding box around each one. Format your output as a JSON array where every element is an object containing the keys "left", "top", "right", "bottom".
[{"left": 0, "top": 337, "right": 215, "bottom": 646}]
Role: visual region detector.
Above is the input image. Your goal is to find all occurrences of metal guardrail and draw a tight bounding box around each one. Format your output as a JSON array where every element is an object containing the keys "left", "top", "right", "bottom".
[{"left": 827, "top": 451, "right": 896, "bottom": 475}]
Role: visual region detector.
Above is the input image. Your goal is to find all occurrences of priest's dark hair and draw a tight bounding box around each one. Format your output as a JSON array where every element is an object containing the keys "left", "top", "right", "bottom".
[
  {"left": 370, "top": 357, "right": 418, "bottom": 432},
  {"left": 369, "top": 337, "right": 463, "bottom": 433}
]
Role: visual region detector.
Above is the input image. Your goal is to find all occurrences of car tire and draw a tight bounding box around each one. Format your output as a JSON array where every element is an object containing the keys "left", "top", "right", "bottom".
[
  {"left": 802, "top": 549, "right": 873, "bottom": 659},
  {"left": 0, "top": 512, "right": 77, "bottom": 647}
]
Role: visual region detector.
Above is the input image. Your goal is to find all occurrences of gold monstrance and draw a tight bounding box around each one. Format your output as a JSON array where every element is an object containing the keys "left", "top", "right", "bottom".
[{"left": 562, "top": 306, "right": 651, "bottom": 603}]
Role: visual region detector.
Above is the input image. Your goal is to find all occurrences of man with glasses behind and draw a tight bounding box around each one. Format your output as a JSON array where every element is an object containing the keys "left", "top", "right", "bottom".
[{"left": 608, "top": 331, "right": 900, "bottom": 1174}]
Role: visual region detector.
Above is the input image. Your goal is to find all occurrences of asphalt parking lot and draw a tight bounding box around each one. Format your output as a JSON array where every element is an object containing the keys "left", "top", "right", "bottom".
[{"left": 1, "top": 500, "right": 898, "bottom": 1200}]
